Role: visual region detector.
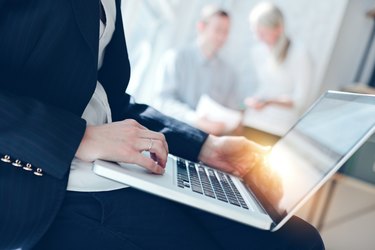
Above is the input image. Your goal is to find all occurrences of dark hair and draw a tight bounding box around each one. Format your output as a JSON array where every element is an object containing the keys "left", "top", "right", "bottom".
[{"left": 200, "top": 5, "right": 229, "bottom": 24}]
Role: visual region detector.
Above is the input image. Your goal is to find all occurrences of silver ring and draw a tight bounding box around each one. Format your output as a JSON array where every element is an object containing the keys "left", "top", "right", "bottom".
[{"left": 147, "top": 138, "right": 154, "bottom": 151}]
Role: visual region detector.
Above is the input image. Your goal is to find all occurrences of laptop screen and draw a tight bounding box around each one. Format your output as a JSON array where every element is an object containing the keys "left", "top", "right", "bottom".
[{"left": 242, "top": 91, "right": 375, "bottom": 224}]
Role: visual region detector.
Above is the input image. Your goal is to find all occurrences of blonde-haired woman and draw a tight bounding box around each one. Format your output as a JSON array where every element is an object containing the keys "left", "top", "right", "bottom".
[{"left": 243, "top": 2, "right": 314, "bottom": 145}]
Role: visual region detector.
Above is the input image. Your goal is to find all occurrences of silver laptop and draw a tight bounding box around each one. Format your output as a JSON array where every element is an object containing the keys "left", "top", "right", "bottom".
[{"left": 93, "top": 91, "right": 375, "bottom": 231}]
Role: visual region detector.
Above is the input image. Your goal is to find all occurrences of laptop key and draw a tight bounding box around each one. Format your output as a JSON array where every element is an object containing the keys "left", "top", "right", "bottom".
[
  {"left": 207, "top": 169, "right": 228, "bottom": 203},
  {"left": 227, "top": 176, "right": 249, "bottom": 209},
  {"left": 197, "top": 166, "right": 216, "bottom": 198},
  {"left": 217, "top": 172, "right": 241, "bottom": 207},
  {"left": 177, "top": 179, "right": 184, "bottom": 188},
  {"left": 177, "top": 158, "right": 248, "bottom": 209},
  {"left": 177, "top": 159, "right": 189, "bottom": 183},
  {"left": 188, "top": 163, "right": 203, "bottom": 194}
]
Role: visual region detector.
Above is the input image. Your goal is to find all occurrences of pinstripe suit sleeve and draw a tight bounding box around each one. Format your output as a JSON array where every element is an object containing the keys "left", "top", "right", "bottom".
[{"left": 0, "top": 91, "right": 86, "bottom": 179}]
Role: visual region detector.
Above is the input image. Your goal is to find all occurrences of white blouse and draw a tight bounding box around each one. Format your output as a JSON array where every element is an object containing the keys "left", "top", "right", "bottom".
[
  {"left": 243, "top": 42, "right": 313, "bottom": 136},
  {"left": 67, "top": 0, "right": 128, "bottom": 192}
]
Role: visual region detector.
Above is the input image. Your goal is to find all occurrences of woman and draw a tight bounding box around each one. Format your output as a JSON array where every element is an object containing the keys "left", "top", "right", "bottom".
[{"left": 243, "top": 1, "right": 314, "bottom": 145}]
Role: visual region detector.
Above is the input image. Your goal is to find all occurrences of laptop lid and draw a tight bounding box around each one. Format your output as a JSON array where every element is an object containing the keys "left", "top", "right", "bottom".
[{"left": 241, "top": 91, "right": 375, "bottom": 231}]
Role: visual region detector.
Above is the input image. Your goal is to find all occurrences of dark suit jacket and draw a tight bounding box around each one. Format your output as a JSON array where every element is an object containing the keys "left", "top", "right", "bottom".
[{"left": 0, "top": 0, "right": 207, "bottom": 248}]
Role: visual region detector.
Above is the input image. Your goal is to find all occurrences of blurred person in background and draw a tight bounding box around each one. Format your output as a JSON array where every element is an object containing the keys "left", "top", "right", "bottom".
[
  {"left": 154, "top": 4, "right": 243, "bottom": 135},
  {"left": 243, "top": 1, "right": 314, "bottom": 146}
]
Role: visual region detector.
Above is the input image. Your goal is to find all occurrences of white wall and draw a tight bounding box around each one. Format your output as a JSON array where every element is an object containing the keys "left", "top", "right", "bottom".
[
  {"left": 322, "top": 0, "right": 375, "bottom": 92},
  {"left": 121, "top": 0, "right": 370, "bottom": 105}
]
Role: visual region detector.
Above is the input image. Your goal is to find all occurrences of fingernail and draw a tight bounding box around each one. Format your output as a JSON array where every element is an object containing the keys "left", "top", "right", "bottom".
[
  {"left": 157, "top": 164, "right": 165, "bottom": 174},
  {"left": 159, "top": 167, "right": 165, "bottom": 174}
]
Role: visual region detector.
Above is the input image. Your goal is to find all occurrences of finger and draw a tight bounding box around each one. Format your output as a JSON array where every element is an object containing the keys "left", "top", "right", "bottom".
[
  {"left": 132, "top": 154, "right": 165, "bottom": 175},
  {"left": 147, "top": 139, "right": 168, "bottom": 167},
  {"left": 122, "top": 120, "right": 169, "bottom": 155},
  {"left": 140, "top": 130, "right": 169, "bottom": 154},
  {"left": 150, "top": 152, "right": 158, "bottom": 162},
  {"left": 135, "top": 138, "right": 168, "bottom": 168},
  {"left": 150, "top": 152, "right": 167, "bottom": 169}
]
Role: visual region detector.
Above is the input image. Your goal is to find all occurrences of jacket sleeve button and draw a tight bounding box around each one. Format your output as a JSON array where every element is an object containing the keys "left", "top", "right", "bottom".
[
  {"left": 1, "top": 155, "right": 11, "bottom": 163},
  {"left": 12, "top": 159, "right": 22, "bottom": 167},
  {"left": 34, "top": 168, "right": 43, "bottom": 177},
  {"left": 23, "top": 163, "right": 33, "bottom": 171}
]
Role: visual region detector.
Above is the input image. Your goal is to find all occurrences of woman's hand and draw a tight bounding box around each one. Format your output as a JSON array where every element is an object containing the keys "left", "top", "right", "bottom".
[
  {"left": 75, "top": 119, "right": 169, "bottom": 174},
  {"left": 244, "top": 97, "right": 268, "bottom": 110},
  {"left": 245, "top": 96, "right": 294, "bottom": 110},
  {"left": 198, "top": 135, "right": 270, "bottom": 177}
]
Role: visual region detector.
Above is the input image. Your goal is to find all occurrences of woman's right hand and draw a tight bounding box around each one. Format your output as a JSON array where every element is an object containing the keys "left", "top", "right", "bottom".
[{"left": 75, "top": 119, "right": 169, "bottom": 174}]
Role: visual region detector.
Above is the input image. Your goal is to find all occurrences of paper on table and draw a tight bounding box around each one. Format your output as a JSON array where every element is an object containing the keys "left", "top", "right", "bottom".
[{"left": 196, "top": 94, "right": 243, "bottom": 133}]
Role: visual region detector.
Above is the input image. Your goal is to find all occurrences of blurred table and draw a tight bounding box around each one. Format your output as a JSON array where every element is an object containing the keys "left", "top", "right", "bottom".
[
  {"left": 342, "top": 84, "right": 375, "bottom": 95},
  {"left": 234, "top": 125, "right": 280, "bottom": 147}
]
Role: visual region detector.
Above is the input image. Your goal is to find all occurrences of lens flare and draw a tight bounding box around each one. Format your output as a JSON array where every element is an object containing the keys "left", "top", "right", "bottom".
[{"left": 267, "top": 146, "right": 296, "bottom": 184}]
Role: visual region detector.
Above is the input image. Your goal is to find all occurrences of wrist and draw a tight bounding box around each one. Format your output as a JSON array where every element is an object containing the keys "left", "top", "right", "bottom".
[
  {"left": 75, "top": 126, "right": 101, "bottom": 162},
  {"left": 198, "top": 135, "right": 219, "bottom": 164}
]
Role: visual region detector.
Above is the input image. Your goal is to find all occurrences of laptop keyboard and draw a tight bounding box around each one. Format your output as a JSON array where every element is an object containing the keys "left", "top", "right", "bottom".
[{"left": 176, "top": 158, "right": 249, "bottom": 210}]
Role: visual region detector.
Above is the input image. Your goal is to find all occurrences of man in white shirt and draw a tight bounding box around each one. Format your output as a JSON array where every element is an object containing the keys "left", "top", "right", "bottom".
[{"left": 155, "top": 5, "right": 242, "bottom": 135}]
